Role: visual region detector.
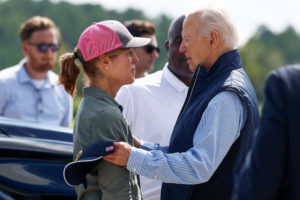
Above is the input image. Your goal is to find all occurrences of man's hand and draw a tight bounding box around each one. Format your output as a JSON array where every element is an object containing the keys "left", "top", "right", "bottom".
[{"left": 103, "top": 142, "right": 132, "bottom": 167}]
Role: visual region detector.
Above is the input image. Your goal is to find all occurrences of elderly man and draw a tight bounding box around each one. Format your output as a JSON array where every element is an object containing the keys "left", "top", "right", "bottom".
[
  {"left": 104, "top": 7, "right": 259, "bottom": 200},
  {"left": 116, "top": 15, "right": 193, "bottom": 200}
]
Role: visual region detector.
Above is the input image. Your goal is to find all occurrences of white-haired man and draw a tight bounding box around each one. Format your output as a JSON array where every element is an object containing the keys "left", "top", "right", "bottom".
[{"left": 104, "top": 7, "right": 259, "bottom": 200}]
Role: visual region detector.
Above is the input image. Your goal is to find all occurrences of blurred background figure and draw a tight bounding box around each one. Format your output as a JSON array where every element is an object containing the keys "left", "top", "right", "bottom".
[
  {"left": 232, "top": 64, "right": 300, "bottom": 200},
  {"left": 116, "top": 15, "right": 193, "bottom": 200},
  {"left": 125, "top": 19, "right": 160, "bottom": 78},
  {"left": 0, "top": 16, "right": 73, "bottom": 127}
]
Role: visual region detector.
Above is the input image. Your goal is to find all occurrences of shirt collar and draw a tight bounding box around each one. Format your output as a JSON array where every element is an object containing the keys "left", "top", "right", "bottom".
[
  {"left": 162, "top": 63, "right": 188, "bottom": 93},
  {"left": 17, "top": 58, "right": 56, "bottom": 88},
  {"left": 83, "top": 87, "right": 123, "bottom": 112}
]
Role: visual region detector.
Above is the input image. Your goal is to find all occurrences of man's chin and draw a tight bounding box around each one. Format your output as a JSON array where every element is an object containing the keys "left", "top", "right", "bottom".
[
  {"left": 146, "top": 65, "right": 154, "bottom": 72},
  {"left": 189, "top": 64, "right": 198, "bottom": 72}
]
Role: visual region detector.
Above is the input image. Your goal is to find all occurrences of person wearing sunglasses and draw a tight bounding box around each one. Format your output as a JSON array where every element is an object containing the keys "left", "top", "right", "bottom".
[
  {"left": 0, "top": 16, "right": 73, "bottom": 127},
  {"left": 125, "top": 20, "right": 160, "bottom": 78}
]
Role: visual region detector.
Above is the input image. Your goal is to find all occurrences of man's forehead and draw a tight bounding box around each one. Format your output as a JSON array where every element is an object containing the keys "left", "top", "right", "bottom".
[
  {"left": 182, "top": 17, "right": 201, "bottom": 36},
  {"left": 30, "top": 28, "right": 58, "bottom": 42},
  {"left": 182, "top": 23, "right": 193, "bottom": 37}
]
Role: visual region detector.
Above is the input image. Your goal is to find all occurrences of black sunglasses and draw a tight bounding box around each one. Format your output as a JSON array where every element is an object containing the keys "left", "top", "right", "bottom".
[
  {"left": 144, "top": 45, "right": 160, "bottom": 54},
  {"left": 27, "top": 42, "right": 60, "bottom": 53}
]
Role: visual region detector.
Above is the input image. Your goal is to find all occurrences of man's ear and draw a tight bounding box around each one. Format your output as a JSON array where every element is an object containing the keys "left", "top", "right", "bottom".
[
  {"left": 21, "top": 42, "right": 28, "bottom": 56},
  {"left": 165, "top": 40, "right": 169, "bottom": 54},
  {"left": 209, "top": 30, "right": 220, "bottom": 49}
]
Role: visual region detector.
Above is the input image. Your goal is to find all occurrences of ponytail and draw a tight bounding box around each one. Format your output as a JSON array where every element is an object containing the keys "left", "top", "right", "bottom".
[{"left": 59, "top": 50, "right": 81, "bottom": 97}]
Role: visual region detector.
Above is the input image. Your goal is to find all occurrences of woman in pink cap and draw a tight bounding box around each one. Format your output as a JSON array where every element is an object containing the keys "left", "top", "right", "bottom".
[{"left": 59, "top": 20, "right": 150, "bottom": 200}]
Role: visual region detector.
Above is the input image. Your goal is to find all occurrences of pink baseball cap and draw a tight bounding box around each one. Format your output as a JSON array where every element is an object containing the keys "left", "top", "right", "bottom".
[{"left": 77, "top": 20, "right": 151, "bottom": 62}]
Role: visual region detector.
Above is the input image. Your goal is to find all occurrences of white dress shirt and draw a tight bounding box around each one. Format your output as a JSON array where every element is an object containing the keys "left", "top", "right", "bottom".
[{"left": 115, "top": 64, "right": 188, "bottom": 200}]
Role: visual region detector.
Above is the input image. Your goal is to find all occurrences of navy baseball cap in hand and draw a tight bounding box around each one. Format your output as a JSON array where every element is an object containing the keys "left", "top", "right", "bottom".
[{"left": 63, "top": 141, "right": 115, "bottom": 187}]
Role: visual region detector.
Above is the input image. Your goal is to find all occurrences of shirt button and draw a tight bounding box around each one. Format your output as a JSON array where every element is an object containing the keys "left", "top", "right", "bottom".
[
  {"left": 154, "top": 175, "right": 157, "bottom": 180},
  {"left": 133, "top": 167, "right": 136, "bottom": 172}
]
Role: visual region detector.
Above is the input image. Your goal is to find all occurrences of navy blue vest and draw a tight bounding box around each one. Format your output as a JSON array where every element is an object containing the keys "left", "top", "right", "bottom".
[{"left": 161, "top": 50, "right": 259, "bottom": 200}]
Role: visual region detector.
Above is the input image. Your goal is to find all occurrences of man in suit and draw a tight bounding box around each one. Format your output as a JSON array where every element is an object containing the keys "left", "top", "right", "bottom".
[{"left": 232, "top": 64, "right": 300, "bottom": 200}]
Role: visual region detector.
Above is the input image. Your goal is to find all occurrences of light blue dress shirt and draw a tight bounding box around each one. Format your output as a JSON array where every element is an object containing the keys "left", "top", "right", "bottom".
[
  {"left": 0, "top": 59, "right": 73, "bottom": 127},
  {"left": 127, "top": 91, "right": 246, "bottom": 184}
]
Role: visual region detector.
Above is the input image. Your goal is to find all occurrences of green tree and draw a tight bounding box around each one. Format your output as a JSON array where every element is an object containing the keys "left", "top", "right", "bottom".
[{"left": 240, "top": 25, "right": 300, "bottom": 103}]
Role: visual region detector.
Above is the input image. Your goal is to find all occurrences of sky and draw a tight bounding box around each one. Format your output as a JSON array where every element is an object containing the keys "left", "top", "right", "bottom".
[{"left": 52, "top": 0, "right": 300, "bottom": 46}]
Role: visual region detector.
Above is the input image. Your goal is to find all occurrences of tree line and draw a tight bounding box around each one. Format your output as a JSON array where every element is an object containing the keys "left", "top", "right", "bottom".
[{"left": 1, "top": 0, "right": 300, "bottom": 106}]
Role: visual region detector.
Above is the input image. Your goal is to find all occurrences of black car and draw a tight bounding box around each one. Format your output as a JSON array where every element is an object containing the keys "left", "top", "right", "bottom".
[{"left": 0, "top": 117, "right": 76, "bottom": 200}]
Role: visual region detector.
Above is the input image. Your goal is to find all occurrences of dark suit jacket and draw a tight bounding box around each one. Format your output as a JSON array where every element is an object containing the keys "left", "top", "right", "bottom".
[{"left": 232, "top": 65, "right": 300, "bottom": 200}]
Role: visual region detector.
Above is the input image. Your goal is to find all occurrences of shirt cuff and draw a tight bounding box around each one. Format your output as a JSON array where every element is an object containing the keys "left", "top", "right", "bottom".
[
  {"left": 140, "top": 140, "right": 155, "bottom": 151},
  {"left": 127, "top": 147, "right": 151, "bottom": 174}
]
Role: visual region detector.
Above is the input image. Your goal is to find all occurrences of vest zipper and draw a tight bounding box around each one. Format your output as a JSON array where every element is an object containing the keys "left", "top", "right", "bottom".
[{"left": 176, "top": 66, "right": 201, "bottom": 123}]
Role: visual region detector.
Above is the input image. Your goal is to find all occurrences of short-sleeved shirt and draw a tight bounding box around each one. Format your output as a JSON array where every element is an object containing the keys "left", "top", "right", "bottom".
[
  {"left": 0, "top": 59, "right": 73, "bottom": 127},
  {"left": 73, "top": 87, "right": 141, "bottom": 200}
]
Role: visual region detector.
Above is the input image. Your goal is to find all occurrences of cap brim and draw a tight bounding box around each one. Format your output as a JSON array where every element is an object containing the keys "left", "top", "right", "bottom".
[
  {"left": 63, "top": 156, "right": 103, "bottom": 186},
  {"left": 122, "top": 37, "right": 151, "bottom": 48}
]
